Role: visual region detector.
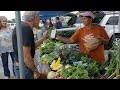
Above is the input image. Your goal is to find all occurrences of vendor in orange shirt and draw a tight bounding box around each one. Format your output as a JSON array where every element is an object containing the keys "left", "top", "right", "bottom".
[{"left": 56, "top": 11, "right": 109, "bottom": 64}]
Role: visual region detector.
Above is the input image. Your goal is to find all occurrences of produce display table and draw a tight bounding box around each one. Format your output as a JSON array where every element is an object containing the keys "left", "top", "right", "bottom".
[
  {"left": 34, "top": 49, "right": 50, "bottom": 74},
  {"left": 33, "top": 28, "right": 120, "bottom": 79}
]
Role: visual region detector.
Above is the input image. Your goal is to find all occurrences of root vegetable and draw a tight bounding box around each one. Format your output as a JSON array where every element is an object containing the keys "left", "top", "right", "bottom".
[
  {"left": 55, "top": 72, "right": 60, "bottom": 77},
  {"left": 47, "top": 71, "right": 56, "bottom": 79}
]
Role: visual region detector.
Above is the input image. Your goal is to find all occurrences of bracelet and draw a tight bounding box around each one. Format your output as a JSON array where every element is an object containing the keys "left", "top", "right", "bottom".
[{"left": 33, "top": 69, "right": 38, "bottom": 73}]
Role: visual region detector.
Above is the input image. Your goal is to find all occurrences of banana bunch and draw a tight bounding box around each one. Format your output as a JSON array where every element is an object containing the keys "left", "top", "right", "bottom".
[{"left": 50, "top": 57, "right": 63, "bottom": 70}]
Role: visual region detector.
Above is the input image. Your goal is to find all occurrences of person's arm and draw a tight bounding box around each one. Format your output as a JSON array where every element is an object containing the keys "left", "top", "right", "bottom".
[
  {"left": 97, "top": 26, "right": 109, "bottom": 45},
  {"left": 56, "top": 35, "right": 74, "bottom": 44},
  {"left": 35, "top": 31, "right": 48, "bottom": 49},
  {"left": 97, "top": 35, "right": 109, "bottom": 44},
  {"left": 23, "top": 46, "right": 37, "bottom": 72},
  {"left": 0, "top": 39, "right": 2, "bottom": 56},
  {"left": 22, "top": 28, "right": 40, "bottom": 79},
  {"left": 56, "top": 29, "right": 80, "bottom": 44},
  {"left": 23, "top": 46, "right": 40, "bottom": 79},
  {"left": 0, "top": 50, "right": 2, "bottom": 56}
]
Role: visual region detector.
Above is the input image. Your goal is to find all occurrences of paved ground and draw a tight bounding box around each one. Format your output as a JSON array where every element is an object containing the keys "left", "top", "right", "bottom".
[
  {"left": 0, "top": 55, "right": 16, "bottom": 79},
  {"left": 0, "top": 50, "right": 109, "bottom": 79}
]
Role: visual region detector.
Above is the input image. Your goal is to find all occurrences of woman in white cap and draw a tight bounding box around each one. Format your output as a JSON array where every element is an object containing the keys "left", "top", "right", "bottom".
[{"left": 56, "top": 11, "right": 109, "bottom": 65}]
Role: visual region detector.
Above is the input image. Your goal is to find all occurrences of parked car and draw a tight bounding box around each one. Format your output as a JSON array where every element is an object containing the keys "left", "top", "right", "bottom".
[
  {"left": 7, "top": 23, "right": 16, "bottom": 30},
  {"left": 99, "top": 13, "right": 120, "bottom": 49},
  {"left": 63, "top": 11, "right": 105, "bottom": 29}
]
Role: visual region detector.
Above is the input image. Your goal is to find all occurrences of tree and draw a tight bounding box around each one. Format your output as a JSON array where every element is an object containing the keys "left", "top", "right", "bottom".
[
  {"left": 11, "top": 18, "right": 16, "bottom": 23},
  {"left": 7, "top": 20, "right": 12, "bottom": 23}
]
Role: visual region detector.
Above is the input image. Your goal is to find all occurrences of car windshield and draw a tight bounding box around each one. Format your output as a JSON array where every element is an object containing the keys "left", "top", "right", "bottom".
[
  {"left": 93, "top": 17, "right": 103, "bottom": 24},
  {"left": 76, "top": 17, "right": 82, "bottom": 23}
]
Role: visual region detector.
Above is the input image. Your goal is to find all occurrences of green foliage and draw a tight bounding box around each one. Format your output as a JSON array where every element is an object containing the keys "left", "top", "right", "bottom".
[
  {"left": 61, "top": 47, "right": 86, "bottom": 64},
  {"left": 86, "top": 62, "right": 100, "bottom": 78},
  {"left": 39, "top": 39, "right": 56, "bottom": 55},
  {"left": 39, "top": 39, "right": 65, "bottom": 64},
  {"left": 105, "top": 41, "right": 120, "bottom": 77},
  {"left": 60, "top": 66, "right": 89, "bottom": 79},
  {"left": 57, "top": 31, "right": 75, "bottom": 38},
  {"left": 41, "top": 51, "right": 59, "bottom": 64}
]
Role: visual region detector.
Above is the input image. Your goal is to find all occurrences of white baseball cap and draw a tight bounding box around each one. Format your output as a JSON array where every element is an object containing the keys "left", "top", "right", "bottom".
[{"left": 80, "top": 11, "right": 95, "bottom": 19}]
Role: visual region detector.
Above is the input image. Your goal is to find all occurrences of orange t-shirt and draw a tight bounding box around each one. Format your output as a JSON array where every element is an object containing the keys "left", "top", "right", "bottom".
[{"left": 71, "top": 24, "right": 109, "bottom": 64}]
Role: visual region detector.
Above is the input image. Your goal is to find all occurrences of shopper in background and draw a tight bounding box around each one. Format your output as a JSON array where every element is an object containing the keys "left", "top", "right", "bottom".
[
  {"left": 54, "top": 16, "right": 62, "bottom": 29},
  {"left": 42, "top": 19, "right": 48, "bottom": 32},
  {"left": 0, "top": 16, "right": 16, "bottom": 79},
  {"left": 48, "top": 18, "right": 53, "bottom": 28}
]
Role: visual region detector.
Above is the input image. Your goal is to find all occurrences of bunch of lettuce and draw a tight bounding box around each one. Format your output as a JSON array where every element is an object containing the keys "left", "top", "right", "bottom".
[
  {"left": 39, "top": 39, "right": 56, "bottom": 55},
  {"left": 86, "top": 62, "right": 100, "bottom": 78},
  {"left": 60, "top": 47, "right": 86, "bottom": 64},
  {"left": 39, "top": 39, "right": 65, "bottom": 56},
  {"left": 41, "top": 51, "right": 59, "bottom": 64},
  {"left": 60, "top": 65, "right": 89, "bottom": 79}
]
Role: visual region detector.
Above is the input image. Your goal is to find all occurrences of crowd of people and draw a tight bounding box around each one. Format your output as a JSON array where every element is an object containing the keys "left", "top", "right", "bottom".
[{"left": 0, "top": 11, "right": 109, "bottom": 79}]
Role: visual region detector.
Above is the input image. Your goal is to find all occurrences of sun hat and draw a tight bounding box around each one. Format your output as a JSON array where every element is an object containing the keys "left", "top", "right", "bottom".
[{"left": 80, "top": 11, "right": 95, "bottom": 19}]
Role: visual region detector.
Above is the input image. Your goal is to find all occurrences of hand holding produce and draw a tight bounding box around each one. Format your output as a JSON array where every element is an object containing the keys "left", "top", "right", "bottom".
[
  {"left": 39, "top": 74, "right": 47, "bottom": 79},
  {"left": 83, "top": 34, "right": 100, "bottom": 52},
  {"left": 96, "top": 35, "right": 103, "bottom": 43}
]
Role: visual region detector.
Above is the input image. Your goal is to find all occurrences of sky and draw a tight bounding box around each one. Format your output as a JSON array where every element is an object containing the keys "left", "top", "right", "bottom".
[
  {"left": 0, "top": 11, "right": 25, "bottom": 20},
  {"left": 0, "top": 11, "right": 78, "bottom": 21}
]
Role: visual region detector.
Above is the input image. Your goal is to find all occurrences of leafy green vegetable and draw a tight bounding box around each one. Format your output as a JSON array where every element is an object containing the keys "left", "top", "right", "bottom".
[
  {"left": 41, "top": 51, "right": 59, "bottom": 64},
  {"left": 60, "top": 65, "right": 89, "bottom": 79},
  {"left": 57, "top": 31, "right": 75, "bottom": 38},
  {"left": 39, "top": 39, "right": 55, "bottom": 55},
  {"left": 61, "top": 47, "right": 86, "bottom": 65},
  {"left": 86, "top": 62, "right": 100, "bottom": 78},
  {"left": 39, "top": 39, "right": 65, "bottom": 56},
  {"left": 105, "top": 41, "right": 120, "bottom": 78}
]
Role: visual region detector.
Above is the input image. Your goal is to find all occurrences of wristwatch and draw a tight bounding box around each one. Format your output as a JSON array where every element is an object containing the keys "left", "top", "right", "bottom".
[{"left": 33, "top": 69, "right": 38, "bottom": 73}]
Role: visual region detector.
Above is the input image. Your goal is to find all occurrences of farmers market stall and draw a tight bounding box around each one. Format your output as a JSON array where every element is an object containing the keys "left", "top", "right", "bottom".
[
  {"left": 35, "top": 32, "right": 104, "bottom": 79},
  {"left": 35, "top": 12, "right": 120, "bottom": 79},
  {"left": 35, "top": 36, "right": 120, "bottom": 79},
  {"left": 36, "top": 11, "right": 120, "bottom": 79},
  {"left": 15, "top": 11, "right": 120, "bottom": 79}
]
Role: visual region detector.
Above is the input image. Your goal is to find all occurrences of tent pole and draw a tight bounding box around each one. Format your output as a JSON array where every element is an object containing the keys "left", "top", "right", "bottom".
[
  {"left": 118, "top": 11, "right": 120, "bottom": 32},
  {"left": 15, "top": 11, "right": 25, "bottom": 79}
]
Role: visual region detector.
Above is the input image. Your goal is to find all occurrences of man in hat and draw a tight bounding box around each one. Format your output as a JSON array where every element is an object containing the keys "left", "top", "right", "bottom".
[{"left": 56, "top": 11, "right": 109, "bottom": 64}]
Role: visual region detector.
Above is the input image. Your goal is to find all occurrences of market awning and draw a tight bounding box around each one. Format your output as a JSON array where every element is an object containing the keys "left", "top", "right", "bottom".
[{"left": 39, "top": 11, "right": 72, "bottom": 20}]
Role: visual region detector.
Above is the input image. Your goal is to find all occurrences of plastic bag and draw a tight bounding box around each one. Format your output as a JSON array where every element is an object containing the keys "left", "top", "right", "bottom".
[
  {"left": 83, "top": 34, "right": 100, "bottom": 52},
  {"left": 84, "top": 40, "right": 100, "bottom": 52}
]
